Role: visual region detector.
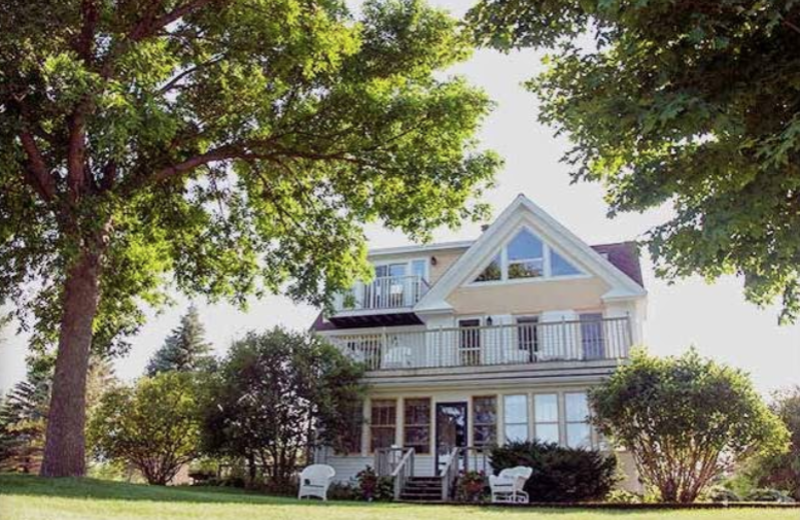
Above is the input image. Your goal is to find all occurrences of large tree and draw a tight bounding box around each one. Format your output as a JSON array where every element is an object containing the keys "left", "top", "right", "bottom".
[
  {"left": 749, "top": 386, "right": 800, "bottom": 500},
  {"left": 590, "top": 349, "right": 788, "bottom": 503},
  {"left": 0, "top": 0, "right": 499, "bottom": 477},
  {"left": 469, "top": 0, "right": 800, "bottom": 323},
  {"left": 145, "top": 305, "right": 214, "bottom": 375}
]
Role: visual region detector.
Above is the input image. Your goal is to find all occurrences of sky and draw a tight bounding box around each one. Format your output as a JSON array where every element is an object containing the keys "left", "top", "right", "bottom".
[{"left": 1, "top": 0, "right": 798, "bottom": 396}]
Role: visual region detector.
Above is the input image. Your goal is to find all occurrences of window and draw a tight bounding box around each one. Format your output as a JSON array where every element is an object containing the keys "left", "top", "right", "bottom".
[
  {"left": 534, "top": 394, "right": 560, "bottom": 444},
  {"left": 565, "top": 393, "right": 592, "bottom": 448},
  {"left": 473, "top": 396, "right": 497, "bottom": 447},
  {"left": 404, "top": 398, "right": 431, "bottom": 454},
  {"left": 339, "top": 401, "right": 364, "bottom": 454},
  {"left": 507, "top": 229, "right": 544, "bottom": 279},
  {"left": 551, "top": 250, "right": 581, "bottom": 276},
  {"left": 504, "top": 395, "right": 528, "bottom": 443},
  {"left": 474, "top": 254, "right": 501, "bottom": 282},
  {"left": 370, "top": 399, "right": 397, "bottom": 452},
  {"left": 472, "top": 229, "right": 583, "bottom": 284}
]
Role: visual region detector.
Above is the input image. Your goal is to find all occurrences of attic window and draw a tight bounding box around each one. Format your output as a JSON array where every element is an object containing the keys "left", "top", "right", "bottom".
[
  {"left": 472, "top": 228, "right": 585, "bottom": 284},
  {"left": 474, "top": 253, "right": 501, "bottom": 282}
]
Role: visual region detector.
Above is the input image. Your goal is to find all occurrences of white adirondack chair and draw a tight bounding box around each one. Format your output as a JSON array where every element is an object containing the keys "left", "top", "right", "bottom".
[
  {"left": 489, "top": 466, "right": 533, "bottom": 504},
  {"left": 298, "top": 464, "right": 336, "bottom": 501}
]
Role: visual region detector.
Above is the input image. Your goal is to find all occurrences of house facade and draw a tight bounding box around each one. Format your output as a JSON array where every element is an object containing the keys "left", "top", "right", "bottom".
[{"left": 311, "top": 195, "right": 647, "bottom": 499}]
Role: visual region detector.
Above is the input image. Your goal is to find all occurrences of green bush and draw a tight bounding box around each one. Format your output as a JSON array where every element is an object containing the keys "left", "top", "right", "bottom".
[
  {"left": 489, "top": 440, "right": 618, "bottom": 502},
  {"left": 327, "top": 481, "right": 360, "bottom": 501},
  {"left": 745, "top": 488, "right": 796, "bottom": 503},
  {"left": 701, "top": 485, "right": 741, "bottom": 503},
  {"left": 605, "top": 489, "right": 641, "bottom": 504},
  {"left": 455, "top": 470, "right": 488, "bottom": 503},
  {"left": 355, "top": 466, "right": 393, "bottom": 501}
]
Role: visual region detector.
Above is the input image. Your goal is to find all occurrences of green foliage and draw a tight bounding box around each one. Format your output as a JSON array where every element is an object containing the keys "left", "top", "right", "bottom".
[
  {"left": 589, "top": 348, "right": 789, "bottom": 503},
  {"left": 87, "top": 372, "right": 203, "bottom": 485},
  {"left": 744, "top": 488, "right": 795, "bottom": 503},
  {"left": 0, "top": 371, "right": 50, "bottom": 473},
  {"left": 469, "top": 0, "right": 800, "bottom": 323},
  {"left": 0, "top": 0, "right": 500, "bottom": 356},
  {"left": 489, "top": 440, "right": 618, "bottom": 503},
  {"left": 748, "top": 386, "right": 800, "bottom": 500},
  {"left": 355, "top": 465, "right": 394, "bottom": 502},
  {"left": 455, "top": 470, "right": 488, "bottom": 503},
  {"left": 202, "top": 327, "right": 364, "bottom": 488},
  {"left": 146, "top": 305, "right": 215, "bottom": 376}
]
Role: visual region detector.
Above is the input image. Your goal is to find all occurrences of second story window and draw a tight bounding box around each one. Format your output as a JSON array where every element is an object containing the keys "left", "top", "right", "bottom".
[{"left": 472, "top": 228, "right": 584, "bottom": 284}]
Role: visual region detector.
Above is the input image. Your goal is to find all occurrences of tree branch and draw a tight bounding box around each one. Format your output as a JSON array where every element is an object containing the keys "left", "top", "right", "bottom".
[{"left": 19, "top": 131, "right": 56, "bottom": 202}]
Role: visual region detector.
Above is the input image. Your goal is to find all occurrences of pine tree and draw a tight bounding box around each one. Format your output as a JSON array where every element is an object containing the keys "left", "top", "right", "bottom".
[
  {"left": 0, "top": 364, "right": 50, "bottom": 473},
  {"left": 146, "top": 306, "right": 214, "bottom": 376}
]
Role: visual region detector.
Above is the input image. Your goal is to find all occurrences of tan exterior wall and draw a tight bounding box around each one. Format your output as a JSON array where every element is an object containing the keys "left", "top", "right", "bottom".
[
  {"left": 446, "top": 276, "right": 611, "bottom": 316},
  {"left": 429, "top": 249, "right": 466, "bottom": 285}
]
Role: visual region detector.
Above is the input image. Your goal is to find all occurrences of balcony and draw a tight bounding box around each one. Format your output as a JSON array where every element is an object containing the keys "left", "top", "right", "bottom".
[
  {"left": 329, "top": 275, "right": 430, "bottom": 327},
  {"left": 326, "top": 317, "right": 632, "bottom": 373}
]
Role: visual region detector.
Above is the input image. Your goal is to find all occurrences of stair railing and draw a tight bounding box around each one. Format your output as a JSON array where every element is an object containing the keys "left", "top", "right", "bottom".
[
  {"left": 439, "top": 447, "right": 461, "bottom": 502},
  {"left": 391, "top": 447, "right": 415, "bottom": 500}
]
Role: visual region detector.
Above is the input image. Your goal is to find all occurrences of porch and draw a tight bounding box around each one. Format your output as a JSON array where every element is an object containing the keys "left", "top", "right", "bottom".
[{"left": 326, "top": 316, "right": 632, "bottom": 373}]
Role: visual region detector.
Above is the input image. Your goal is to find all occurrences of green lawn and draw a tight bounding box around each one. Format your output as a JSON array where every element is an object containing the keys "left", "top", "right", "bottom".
[{"left": 0, "top": 474, "right": 795, "bottom": 520}]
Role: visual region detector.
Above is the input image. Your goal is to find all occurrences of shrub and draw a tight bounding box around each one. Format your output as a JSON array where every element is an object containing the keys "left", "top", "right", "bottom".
[
  {"left": 489, "top": 440, "right": 618, "bottom": 502},
  {"left": 745, "top": 488, "right": 796, "bottom": 503},
  {"left": 456, "top": 470, "right": 487, "bottom": 503},
  {"left": 328, "top": 481, "right": 360, "bottom": 501},
  {"left": 591, "top": 349, "right": 789, "bottom": 503},
  {"left": 355, "top": 466, "right": 393, "bottom": 501},
  {"left": 605, "top": 489, "right": 641, "bottom": 504},
  {"left": 701, "top": 485, "right": 741, "bottom": 503}
]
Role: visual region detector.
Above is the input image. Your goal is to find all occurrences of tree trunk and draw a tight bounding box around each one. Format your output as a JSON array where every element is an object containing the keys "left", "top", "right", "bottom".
[{"left": 40, "top": 248, "right": 102, "bottom": 477}]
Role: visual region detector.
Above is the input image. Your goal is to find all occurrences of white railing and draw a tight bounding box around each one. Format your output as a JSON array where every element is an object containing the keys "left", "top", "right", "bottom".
[
  {"left": 327, "top": 317, "right": 631, "bottom": 371},
  {"left": 333, "top": 275, "right": 429, "bottom": 312}
]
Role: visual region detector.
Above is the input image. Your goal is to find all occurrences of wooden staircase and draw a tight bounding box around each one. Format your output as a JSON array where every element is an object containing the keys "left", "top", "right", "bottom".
[{"left": 399, "top": 477, "right": 444, "bottom": 502}]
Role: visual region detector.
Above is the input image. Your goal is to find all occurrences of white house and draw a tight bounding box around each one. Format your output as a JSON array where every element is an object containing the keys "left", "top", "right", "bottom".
[{"left": 311, "top": 194, "right": 647, "bottom": 500}]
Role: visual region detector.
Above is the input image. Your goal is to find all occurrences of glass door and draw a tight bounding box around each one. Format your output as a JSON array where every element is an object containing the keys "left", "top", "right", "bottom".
[{"left": 435, "top": 402, "right": 468, "bottom": 474}]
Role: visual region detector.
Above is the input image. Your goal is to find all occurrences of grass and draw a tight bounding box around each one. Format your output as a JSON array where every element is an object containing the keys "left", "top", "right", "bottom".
[{"left": 0, "top": 473, "right": 796, "bottom": 520}]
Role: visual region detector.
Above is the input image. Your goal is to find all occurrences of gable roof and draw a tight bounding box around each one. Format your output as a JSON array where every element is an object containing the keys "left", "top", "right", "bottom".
[{"left": 413, "top": 194, "right": 647, "bottom": 313}]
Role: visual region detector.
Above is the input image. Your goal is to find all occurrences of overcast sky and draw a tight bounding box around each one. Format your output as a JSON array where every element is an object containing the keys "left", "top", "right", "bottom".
[{"left": 1, "top": 0, "right": 798, "bottom": 395}]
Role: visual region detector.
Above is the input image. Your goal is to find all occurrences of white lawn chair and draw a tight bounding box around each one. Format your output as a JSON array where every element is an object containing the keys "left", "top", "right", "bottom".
[
  {"left": 489, "top": 466, "right": 533, "bottom": 504},
  {"left": 298, "top": 464, "right": 336, "bottom": 501}
]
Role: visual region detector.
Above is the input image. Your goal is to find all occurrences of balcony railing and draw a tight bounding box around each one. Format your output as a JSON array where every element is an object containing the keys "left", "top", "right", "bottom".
[
  {"left": 332, "top": 275, "right": 430, "bottom": 312},
  {"left": 327, "top": 317, "right": 632, "bottom": 371}
]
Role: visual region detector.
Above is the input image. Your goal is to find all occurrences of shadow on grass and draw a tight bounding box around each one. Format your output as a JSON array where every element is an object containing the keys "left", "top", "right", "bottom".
[{"left": 0, "top": 473, "right": 371, "bottom": 508}]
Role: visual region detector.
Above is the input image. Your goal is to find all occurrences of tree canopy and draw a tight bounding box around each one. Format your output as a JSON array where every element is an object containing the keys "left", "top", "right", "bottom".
[
  {"left": 0, "top": 0, "right": 500, "bottom": 476},
  {"left": 590, "top": 348, "right": 788, "bottom": 503},
  {"left": 145, "top": 305, "right": 214, "bottom": 375},
  {"left": 469, "top": 0, "right": 800, "bottom": 323}
]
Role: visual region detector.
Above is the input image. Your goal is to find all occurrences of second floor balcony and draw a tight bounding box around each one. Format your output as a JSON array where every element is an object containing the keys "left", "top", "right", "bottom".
[
  {"left": 331, "top": 275, "right": 430, "bottom": 324},
  {"left": 326, "top": 316, "right": 632, "bottom": 374}
]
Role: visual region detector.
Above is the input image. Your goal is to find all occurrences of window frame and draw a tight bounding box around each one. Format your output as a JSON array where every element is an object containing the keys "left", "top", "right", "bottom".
[
  {"left": 564, "top": 392, "right": 593, "bottom": 449},
  {"left": 533, "top": 393, "right": 560, "bottom": 445},
  {"left": 472, "top": 395, "right": 498, "bottom": 448},
  {"left": 470, "top": 227, "right": 588, "bottom": 285},
  {"left": 503, "top": 394, "right": 529, "bottom": 444},
  {"left": 403, "top": 397, "right": 432, "bottom": 455},
  {"left": 369, "top": 399, "right": 397, "bottom": 453}
]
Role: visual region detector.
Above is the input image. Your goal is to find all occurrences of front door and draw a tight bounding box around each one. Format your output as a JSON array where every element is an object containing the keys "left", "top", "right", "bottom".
[{"left": 435, "top": 402, "right": 468, "bottom": 474}]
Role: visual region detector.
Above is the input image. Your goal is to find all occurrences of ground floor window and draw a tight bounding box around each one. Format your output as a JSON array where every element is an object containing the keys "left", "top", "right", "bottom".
[
  {"left": 565, "top": 392, "right": 592, "bottom": 448},
  {"left": 503, "top": 394, "right": 529, "bottom": 443},
  {"left": 534, "top": 393, "right": 560, "bottom": 444},
  {"left": 370, "top": 399, "right": 397, "bottom": 452},
  {"left": 403, "top": 398, "right": 431, "bottom": 454},
  {"left": 472, "top": 396, "right": 497, "bottom": 447},
  {"left": 340, "top": 401, "right": 364, "bottom": 454}
]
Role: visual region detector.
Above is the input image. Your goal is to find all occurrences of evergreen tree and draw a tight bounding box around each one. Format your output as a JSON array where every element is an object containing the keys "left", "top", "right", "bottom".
[
  {"left": 146, "top": 306, "right": 214, "bottom": 376},
  {"left": 0, "top": 363, "right": 50, "bottom": 473}
]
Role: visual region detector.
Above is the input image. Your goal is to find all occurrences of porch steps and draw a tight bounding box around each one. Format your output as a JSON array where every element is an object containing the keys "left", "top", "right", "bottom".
[{"left": 399, "top": 477, "right": 444, "bottom": 502}]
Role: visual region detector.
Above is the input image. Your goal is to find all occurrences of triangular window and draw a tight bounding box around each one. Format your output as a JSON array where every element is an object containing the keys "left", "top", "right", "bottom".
[
  {"left": 473, "top": 253, "right": 501, "bottom": 282},
  {"left": 550, "top": 250, "right": 582, "bottom": 276}
]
